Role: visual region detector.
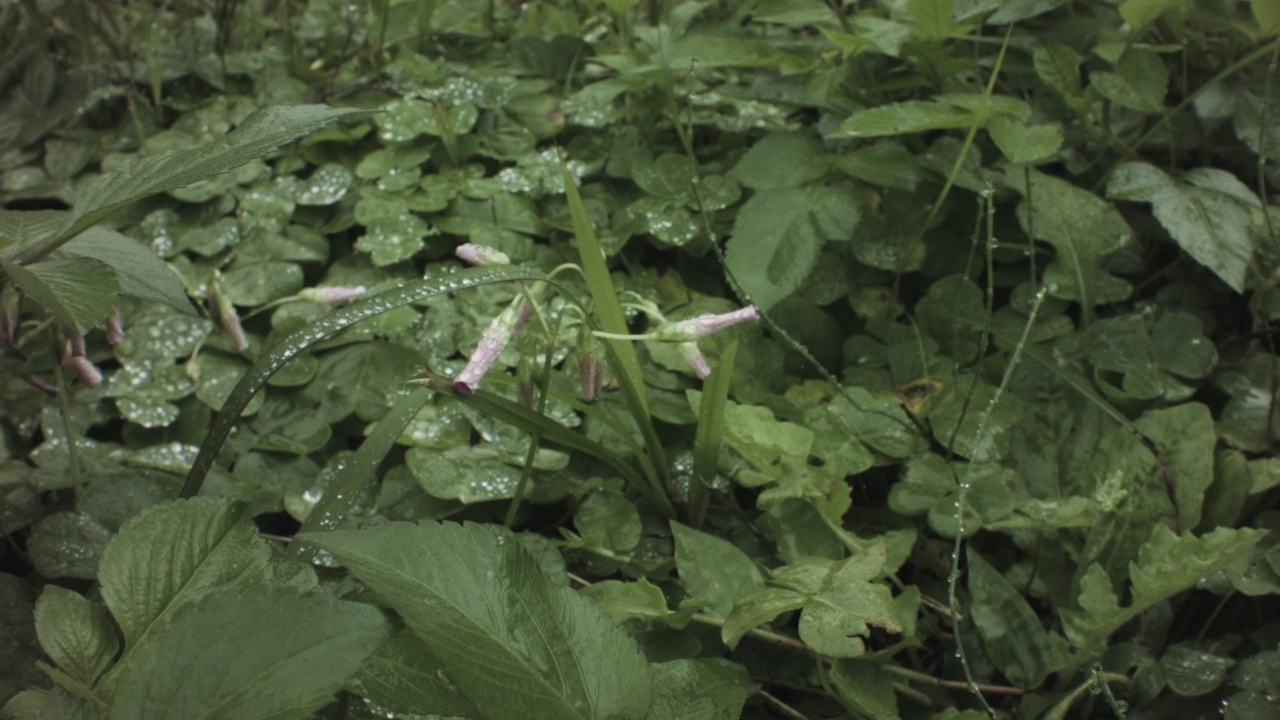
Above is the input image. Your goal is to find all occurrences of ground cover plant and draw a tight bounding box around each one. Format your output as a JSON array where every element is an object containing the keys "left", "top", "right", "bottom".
[{"left": 1, "top": 0, "right": 1280, "bottom": 718}]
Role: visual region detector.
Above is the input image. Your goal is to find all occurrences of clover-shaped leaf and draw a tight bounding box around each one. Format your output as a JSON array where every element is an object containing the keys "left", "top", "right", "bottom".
[{"left": 1085, "top": 310, "right": 1217, "bottom": 402}]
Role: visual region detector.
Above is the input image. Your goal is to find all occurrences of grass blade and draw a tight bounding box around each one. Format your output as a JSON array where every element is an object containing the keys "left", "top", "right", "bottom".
[{"left": 690, "top": 338, "right": 737, "bottom": 527}]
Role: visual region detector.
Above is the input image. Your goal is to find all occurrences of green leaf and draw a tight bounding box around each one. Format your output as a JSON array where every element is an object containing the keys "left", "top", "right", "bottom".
[
  {"left": 1256, "top": 0, "right": 1280, "bottom": 35},
  {"left": 302, "top": 522, "right": 651, "bottom": 720},
  {"left": 1085, "top": 311, "right": 1217, "bottom": 401},
  {"left": 1033, "top": 40, "right": 1083, "bottom": 101},
  {"left": 987, "top": 116, "right": 1063, "bottom": 164},
  {"left": 33, "top": 586, "right": 119, "bottom": 689},
  {"left": 834, "top": 100, "right": 974, "bottom": 138},
  {"left": 926, "top": 375, "right": 1021, "bottom": 462},
  {"left": 1161, "top": 643, "right": 1234, "bottom": 696},
  {"left": 109, "top": 586, "right": 391, "bottom": 720},
  {"left": 729, "top": 133, "right": 830, "bottom": 190},
  {"left": 578, "top": 579, "right": 673, "bottom": 624},
  {"left": 1107, "top": 162, "right": 1260, "bottom": 292},
  {"left": 672, "top": 521, "right": 765, "bottom": 617},
  {"left": 1063, "top": 525, "right": 1265, "bottom": 645},
  {"left": 97, "top": 498, "right": 270, "bottom": 654},
  {"left": 833, "top": 142, "right": 921, "bottom": 191},
  {"left": 908, "top": 0, "right": 956, "bottom": 39},
  {"left": 830, "top": 660, "right": 899, "bottom": 720},
  {"left": 575, "top": 489, "right": 642, "bottom": 552},
  {"left": 690, "top": 339, "right": 737, "bottom": 527},
  {"left": 726, "top": 185, "right": 858, "bottom": 310},
  {"left": 966, "top": 549, "right": 1062, "bottom": 687},
  {"left": 1090, "top": 49, "right": 1167, "bottom": 113},
  {"left": 350, "top": 630, "right": 483, "bottom": 719},
  {"left": 1006, "top": 168, "right": 1133, "bottom": 308},
  {"left": 646, "top": 659, "right": 755, "bottom": 720},
  {"left": 47, "top": 105, "right": 363, "bottom": 258},
  {"left": 722, "top": 549, "right": 903, "bottom": 657},
  {"left": 59, "top": 228, "right": 193, "bottom": 315},
  {"left": 1120, "top": 0, "right": 1191, "bottom": 32},
  {"left": 718, "top": 398, "right": 815, "bottom": 473},
  {"left": 0, "top": 256, "right": 121, "bottom": 336}
]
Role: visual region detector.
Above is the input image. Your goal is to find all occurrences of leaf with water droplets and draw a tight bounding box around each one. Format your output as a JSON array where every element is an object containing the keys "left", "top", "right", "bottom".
[
  {"left": 354, "top": 195, "right": 430, "bottom": 266},
  {"left": 406, "top": 445, "right": 572, "bottom": 504},
  {"left": 302, "top": 521, "right": 651, "bottom": 720},
  {"left": 34, "top": 586, "right": 119, "bottom": 689},
  {"left": 294, "top": 163, "right": 353, "bottom": 205},
  {"left": 646, "top": 659, "right": 755, "bottom": 720},
  {"left": 26, "top": 512, "right": 113, "bottom": 580}
]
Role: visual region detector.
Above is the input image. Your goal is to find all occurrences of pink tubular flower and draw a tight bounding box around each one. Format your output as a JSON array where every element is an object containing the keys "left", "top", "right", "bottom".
[
  {"left": 208, "top": 286, "right": 248, "bottom": 352},
  {"left": 299, "top": 285, "right": 367, "bottom": 305},
  {"left": 651, "top": 305, "right": 759, "bottom": 343},
  {"left": 453, "top": 297, "right": 526, "bottom": 395},
  {"left": 63, "top": 337, "right": 103, "bottom": 388},
  {"left": 576, "top": 324, "right": 606, "bottom": 402},
  {"left": 455, "top": 243, "right": 511, "bottom": 267}
]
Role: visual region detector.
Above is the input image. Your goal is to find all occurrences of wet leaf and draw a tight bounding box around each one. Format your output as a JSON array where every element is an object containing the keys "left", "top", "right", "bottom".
[
  {"left": 672, "top": 521, "right": 765, "bottom": 617},
  {"left": 303, "top": 522, "right": 651, "bottom": 720},
  {"left": 1108, "top": 163, "right": 1260, "bottom": 292},
  {"left": 646, "top": 659, "right": 755, "bottom": 720}
]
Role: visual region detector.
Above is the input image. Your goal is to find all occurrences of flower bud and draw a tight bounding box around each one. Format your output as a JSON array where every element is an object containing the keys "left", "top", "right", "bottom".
[
  {"left": 679, "top": 341, "right": 711, "bottom": 379},
  {"left": 576, "top": 324, "right": 606, "bottom": 402},
  {"left": 299, "top": 285, "right": 367, "bottom": 305},
  {"left": 454, "top": 296, "right": 525, "bottom": 395},
  {"left": 455, "top": 243, "right": 511, "bottom": 267},
  {"left": 651, "top": 305, "right": 759, "bottom": 343},
  {"left": 105, "top": 310, "right": 125, "bottom": 344},
  {"left": 208, "top": 283, "right": 248, "bottom": 351}
]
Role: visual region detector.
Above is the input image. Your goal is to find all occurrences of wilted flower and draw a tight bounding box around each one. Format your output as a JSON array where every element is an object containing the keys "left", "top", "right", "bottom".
[
  {"left": 651, "top": 305, "right": 759, "bottom": 343},
  {"left": 299, "top": 285, "right": 367, "bottom": 305},
  {"left": 455, "top": 243, "right": 511, "bottom": 267},
  {"left": 576, "top": 324, "right": 606, "bottom": 401}
]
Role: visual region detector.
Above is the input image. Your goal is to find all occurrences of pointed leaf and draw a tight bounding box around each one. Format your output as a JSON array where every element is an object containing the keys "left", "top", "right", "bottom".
[
  {"left": 672, "top": 521, "right": 765, "bottom": 617},
  {"left": 109, "top": 586, "right": 391, "bottom": 720},
  {"left": 98, "top": 498, "right": 270, "bottom": 653},
  {"left": 0, "top": 256, "right": 121, "bottom": 335},
  {"left": 350, "top": 630, "right": 483, "bottom": 719},
  {"left": 1108, "top": 162, "right": 1260, "bottom": 292},
  {"left": 60, "top": 228, "right": 193, "bottom": 315},
  {"left": 646, "top": 659, "right": 755, "bottom": 720},
  {"left": 302, "top": 522, "right": 651, "bottom": 720},
  {"left": 33, "top": 587, "right": 119, "bottom": 689},
  {"left": 967, "top": 549, "right": 1061, "bottom": 687}
]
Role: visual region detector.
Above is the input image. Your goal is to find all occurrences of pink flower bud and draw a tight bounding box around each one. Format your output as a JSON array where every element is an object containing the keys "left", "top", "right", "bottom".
[
  {"left": 208, "top": 286, "right": 248, "bottom": 352},
  {"left": 679, "top": 341, "right": 711, "bottom": 379},
  {"left": 576, "top": 325, "right": 606, "bottom": 402},
  {"left": 455, "top": 243, "right": 511, "bottom": 267},
  {"left": 454, "top": 297, "right": 526, "bottom": 395},
  {"left": 105, "top": 310, "right": 125, "bottom": 344},
  {"left": 651, "top": 305, "right": 759, "bottom": 343},
  {"left": 63, "top": 351, "right": 103, "bottom": 388},
  {"left": 299, "top": 285, "right": 367, "bottom": 305}
]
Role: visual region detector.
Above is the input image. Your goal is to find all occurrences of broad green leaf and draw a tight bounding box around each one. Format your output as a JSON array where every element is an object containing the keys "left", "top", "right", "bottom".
[
  {"left": 1133, "top": 403, "right": 1216, "bottom": 530},
  {"left": 646, "top": 659, "right": 755, "bottom": 720},
  {"left": 575, "top": 489, "right": 642, "bottom": 552},
  {"left": 0, "top": 209, "right": 68, "bottom": 257},
  {"left": 633, "top": 152, "right": 695, "bottom": 198},
  {"left": 988, "top": 0, "right": 1068, "bottom": 23},
  {"left": 1161, "top": 643, "right": 1233, "bottom": 696},
  {"left": 1007, "top": 168, "right": 1133, "bottom": 308},
  {"left": 722, "top": 549, "right": 902, "bottom": 657},
  {"left": 33, "top": 586, "right": 119, "bottom": 688},
  {"left": 1085, "top": 311, "right": 1217, "bottom": 401},
  {"left": 109, "top": 586, "right": 391, "bottom": 720},
  {"left": 1107, "top": 162, "right": 1260, "bottom": 292},
  {"left": 26, "top": 512, "right": 113, "bottom": 581},
  {"left": 889, "top": 453, "right": 1017, "bottom": 537},
  {"left": 967, "top": 549, "right": 1062, "bottom": 687},
  {"left": 407, "top": 446, "right": 571, "bottom": 505},
  {"left": 729, "top": 133, "right": 830, "bottom": 190},
  {"left": 672, "top": 521, "right": 765, "bottom": 617},
  {"left": 61, "top": 228, "right": 194, "bottom": 315},
  {"left": 304, "top": 341, "right": 423, "bottom": 422},
  {"left": 1215, "top": 352, "right": 1280, "bottom": 451},
  {"left": 908, "top": 0, "right": 956, "bottom": 39},
  {"left": 0, "top": 256, "right": 121, "bottom": 336},
  {"left": 830, "top": 660, "right": 899, "bottom": 720},
  {"left": 1120, "top": 0, "right": 1191, "bottom": 32},
  {"left": 1033, "top": 40, "right": 1083, "bottom": 101},
  {"left": 835, "top": 100, "right": 973, "bottom": 138},
  {"left": 97, "top": 498, "right": 270, "bottom": 653},
  {"left": 221, "top": 261, "right": 303, "bottom": 306},
  {"left": 353, "top": 195, "right": 431, "bottom": 266},
  {"left": 1063, "top": 525, "right": 1265, "bottom": 645},
  {"left": 350, "top": 630, "right": 483, "bottom": 719},
  {"left": 49, "top": 105, "right": 363, "bottom": 257},
  {"left": 303, "top": 522, "right": 651, "bottom": 720},
  {"left": 1090, "top": 49, "right": 1167, "bottom": 113},
  {"left": 1256, "top": 0, "right": 1280, "bottom": 35},
  {"left": 988, "top": 116, "right": 1063, "bottom": 164},
  {"left": 718, "top": 398, "right": 815, "bottom": 473},
  {"left": 725, "top": 185, "right": 858, "bottom": 310},
  {"left": 578, "top": 579, "right": 673, "bottom": 624},
  {"left": 926, "top": 375, "right": 1021, "bottom": 462},
  {"left": 833, "top": 142, "right": 921, "bottom": 191}
]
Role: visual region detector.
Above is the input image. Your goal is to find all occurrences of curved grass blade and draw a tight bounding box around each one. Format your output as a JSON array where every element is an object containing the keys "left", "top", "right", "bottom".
[
  {"left": 180, "top": 265, "right": 541, "bottom": 498},
  {"left": 690, "top": 338, "right": 737, "bottom": 527},
  {"left": 285, "top": 386, "right": 433, "bottom": 562}
]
